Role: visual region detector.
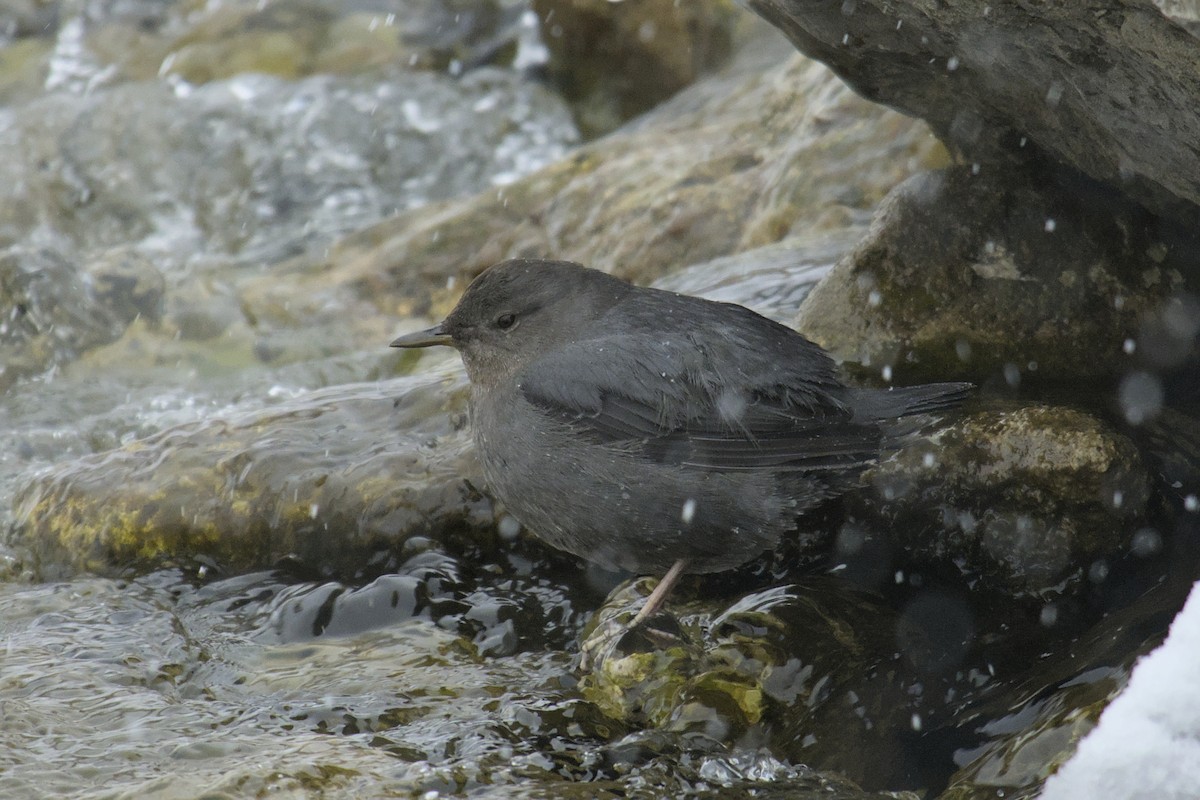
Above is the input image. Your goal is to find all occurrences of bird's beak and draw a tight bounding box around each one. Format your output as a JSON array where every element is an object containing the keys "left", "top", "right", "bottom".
[{"left": 390, "top": 321, "right": 453, "bottom": 349}]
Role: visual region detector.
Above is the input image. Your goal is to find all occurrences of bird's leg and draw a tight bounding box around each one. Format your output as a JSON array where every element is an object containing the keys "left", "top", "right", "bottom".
[
  {"left": 579, "top": 558, "right": 691, "bottom": 672},
  {"left": 630, "top": 558, "right": 688, "bottom": 627}
]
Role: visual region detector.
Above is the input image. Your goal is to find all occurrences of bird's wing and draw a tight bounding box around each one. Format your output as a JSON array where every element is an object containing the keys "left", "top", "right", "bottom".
[{"left": 517, "top": 320, "right": 883, "bottom": 473}]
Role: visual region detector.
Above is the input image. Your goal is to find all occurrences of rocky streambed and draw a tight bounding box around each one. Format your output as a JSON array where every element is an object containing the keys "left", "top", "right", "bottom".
[{"left": 1, "top": 2, "right": 1198, "bottom": 798}]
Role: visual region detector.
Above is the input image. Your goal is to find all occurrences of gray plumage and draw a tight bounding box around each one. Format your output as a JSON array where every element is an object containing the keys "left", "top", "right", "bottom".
[{"left": 392, "top": 259, "right": 970, "bottom": 576}]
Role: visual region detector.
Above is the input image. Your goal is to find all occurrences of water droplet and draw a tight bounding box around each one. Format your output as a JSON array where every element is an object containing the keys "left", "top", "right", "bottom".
[
  {"left": 1040, "top": 603, "right": 1058, "bottom": 627},
  {"left": 1162, "top": 294, "right": 1200, "bottom": 340},
  {"left": 1088, "top": 560, "right": 1110, "bottom": 584},
  {"left": 498, "top": 515, "right": 522, "bottom": 540},
  {"left": 1131, "top": 527, "right": 1162, "bottom": 557},
  {"left": 947, "top": 56, "right": 960, "bottom": 71},
  {"left": 911, "top": 713, "right": 923, "bottom": 731},
  {"left": 1118, "top": 370, "right": 1163, "bottom": 425},
  {"left": 1044, "top": 218, "right": 1057, "bottom": 232},
  {"left": 1003, "top": 363, "right": 1021, "bottom": 387},
  {"left": 1123, "top": 338, "right": 1136, "bottom": 354},
  {"left": 681, "top": 498, "right": 697, "bottom": 524},
  {"left": 717, "top": 389, "right": 749, "bottom": 423}
]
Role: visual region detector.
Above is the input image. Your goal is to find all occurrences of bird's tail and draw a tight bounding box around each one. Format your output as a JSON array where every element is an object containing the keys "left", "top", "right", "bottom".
[{"left": 852, "top": 382, "right": 973, "bottom": 421}]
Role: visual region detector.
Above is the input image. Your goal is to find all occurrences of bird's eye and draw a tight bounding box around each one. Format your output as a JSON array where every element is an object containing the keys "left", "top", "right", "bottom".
[{"left": 495, "top": 312, "right": 516, "bottom": 330}]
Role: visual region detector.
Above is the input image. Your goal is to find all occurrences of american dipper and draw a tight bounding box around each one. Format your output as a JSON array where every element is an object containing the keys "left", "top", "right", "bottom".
[{"left": 391, "top": 259, "right": 970, "bottom": 626}]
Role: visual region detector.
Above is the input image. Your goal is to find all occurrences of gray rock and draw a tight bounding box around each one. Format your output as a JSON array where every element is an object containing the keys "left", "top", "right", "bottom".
[
  {"left": 747, "top": 0, "right": 1200, "bottom": 227},
  {"left": 795, "top": 165, "right": 1190, "bottom": 384}
]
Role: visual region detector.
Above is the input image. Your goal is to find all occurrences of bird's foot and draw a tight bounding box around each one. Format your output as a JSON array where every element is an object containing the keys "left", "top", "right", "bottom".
[{"left": 577, "top": 611, "right": 686, "bottom": 673}]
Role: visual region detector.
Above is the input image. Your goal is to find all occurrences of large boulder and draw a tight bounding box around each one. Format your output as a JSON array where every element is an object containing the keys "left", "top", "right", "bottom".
[{"left": 746, "top": 0, "right": 1200, "bottom": 228}]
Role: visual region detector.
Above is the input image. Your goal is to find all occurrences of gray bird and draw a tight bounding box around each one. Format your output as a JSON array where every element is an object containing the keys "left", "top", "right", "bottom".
[{"left": 391, "top": 259, "right": 969, "bottom": 626}]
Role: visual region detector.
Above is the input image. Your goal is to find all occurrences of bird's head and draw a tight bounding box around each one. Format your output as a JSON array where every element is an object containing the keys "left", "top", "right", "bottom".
[{"left": 390, "top": 258, "right": 630, "bottom": 382}]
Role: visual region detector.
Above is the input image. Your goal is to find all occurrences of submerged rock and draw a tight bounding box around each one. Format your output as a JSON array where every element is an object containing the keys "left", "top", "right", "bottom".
[
  {"left": 0, "top": 244, "right": 164, "bottom": 392},
  {"left": 579, "top": 512, "right": 1187, "bottom": 797},
  {"left": 10, "top": 370, "right": 489, "bottom": 579},
  {"left": 581, "top": 581, "right": 927, "bottom": 791}
]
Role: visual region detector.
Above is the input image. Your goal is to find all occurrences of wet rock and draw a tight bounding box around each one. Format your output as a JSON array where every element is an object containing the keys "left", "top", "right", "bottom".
[
  {"left": 3, "top": 67, "right": 574, "bottom": 268},
  {"left": 795, "top": 165, "right": 1192, "bottom": 384},
  {"left": 651, "top": 227, "right": 865, "bottom": 324},
  {"left": 259, "top": 22, "right": 943, "bottom": 324},
  {"left": 532, "top": 0, "right": 738, "bottom": 138},
  {"left": 746, "top": 0, "right": 1200, "bottom": 228},
  {"left": 0, "top": 36, "right": 51, "bottom": 105},
  {"left": 29, "top": 0, "right": 531, "bottom": 89},
  {"left": 1155, "top": 0, "right": 1200, "bottom": 35},
  {"left": 86, "top": 246, "right": 165, "bottom": 327},
  {"left": 9, "top": 371, "right": 492, "bottom": 579},
  {"left": 0, "top": 244, "right": 163, "bottom": 392},
  {"left": 249, "top": 545, "right": 587, "bottom": 656},
  {"left": 153, "top": 2, "right": 338, "bottom": 84},
  {"left": 845, "top": 404, "right": 1149, "bottom": 598},
  {"left": 0, "top": 1, "right": 59, "bottom": 43},
  {"left": 581, "top": 581, "right": 934, "bottom": 791},
  {"left": 146, "top": 0, "right": 531, "bottom": 84},
  {"left": 0, "top": 54, "right": 575, "bottom": 382}
]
